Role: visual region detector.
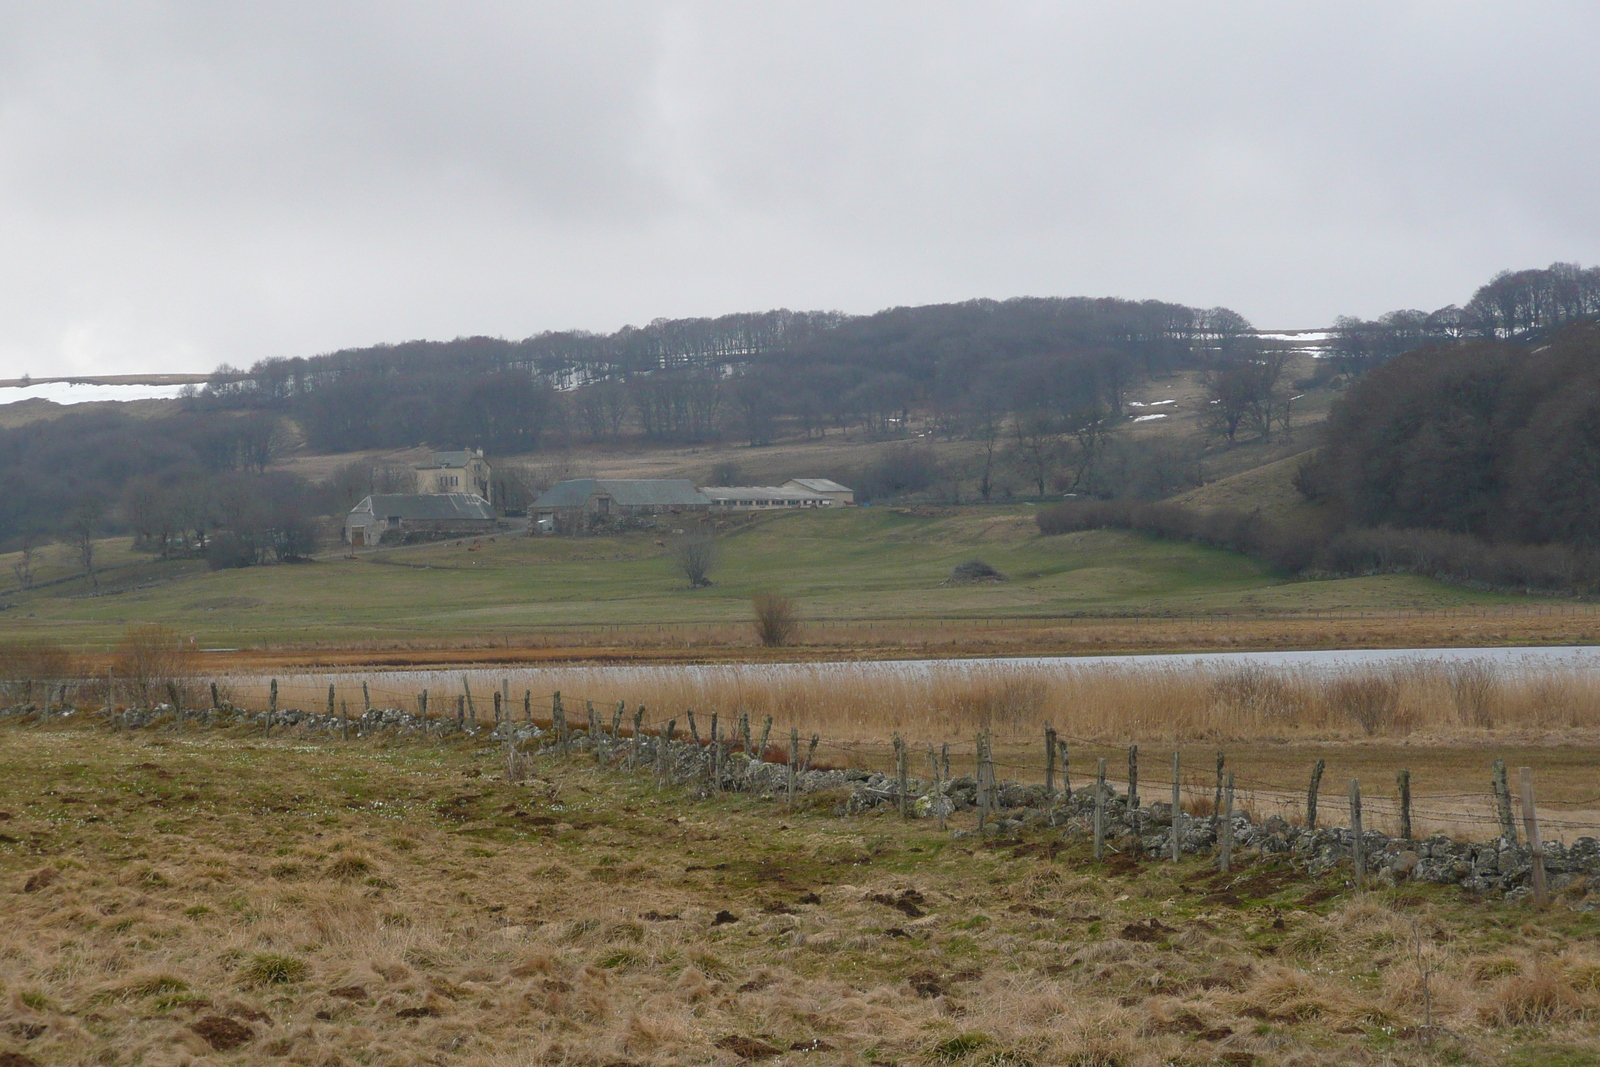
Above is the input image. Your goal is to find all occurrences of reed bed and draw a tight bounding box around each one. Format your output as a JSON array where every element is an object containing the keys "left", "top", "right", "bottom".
[{"left": 220, "top": 658, "right": 1600, "bottom": 745}]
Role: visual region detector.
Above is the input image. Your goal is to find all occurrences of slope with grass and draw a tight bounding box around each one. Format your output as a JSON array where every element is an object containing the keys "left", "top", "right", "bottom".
[{"left": 0, "top": 507, "right": 1521, "bottom": 650}]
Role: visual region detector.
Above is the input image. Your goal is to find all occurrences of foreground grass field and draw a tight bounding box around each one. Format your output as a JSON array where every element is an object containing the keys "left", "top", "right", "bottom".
[
  {"left": 0, "top": 507, "right": 1532, "bottom": 653},
  {"left": 3, "top": 722, "right": 1600, "bottom": 1066}
]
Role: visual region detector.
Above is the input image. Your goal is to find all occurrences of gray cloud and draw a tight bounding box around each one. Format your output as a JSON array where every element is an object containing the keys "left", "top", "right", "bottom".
[{"left": 1, "top": 1, "right": 1596, "bottom": 376}]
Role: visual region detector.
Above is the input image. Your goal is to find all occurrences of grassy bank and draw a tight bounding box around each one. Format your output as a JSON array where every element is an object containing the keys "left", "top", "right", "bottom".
[
  {"left": 2, "top": 723, "right": 1599, "bottom": 1066},
  {"left": 0, "top": 507, "right": 1533, "bottom": 653}
]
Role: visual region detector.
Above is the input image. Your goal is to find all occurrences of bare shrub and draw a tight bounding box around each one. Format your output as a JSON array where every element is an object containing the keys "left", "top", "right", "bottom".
[
  {"left": 0, "top": 640, "right": 76, "bottom": 705},
  {"left": 752, "top": 593, "right": 801, "bottom": 647},
  {"left": 671, "top": 535, "right": 716, "bottom": 589},
  {"left": 111, "top": 625, "right": 199, "bottom": 707},
  {"left": 1327, "top": 675, "right": 1399, "bottom": 735}
]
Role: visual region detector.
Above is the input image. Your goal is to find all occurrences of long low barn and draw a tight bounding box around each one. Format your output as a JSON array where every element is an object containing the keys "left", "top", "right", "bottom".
[
  {"left": 344, "top": 493, "right": 498, "bottom": 545},
  {"left": 700, "top": 485, "right": 834, "bottom": 510},
  {"left": 533, "top": 479, "right": 711, "bottom": 522}
]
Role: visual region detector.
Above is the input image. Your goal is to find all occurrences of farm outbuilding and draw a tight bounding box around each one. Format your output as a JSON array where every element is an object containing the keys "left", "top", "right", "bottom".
[
  {"left": 783, "top": 478, "right": 854, "bottom": 506},
  {"left": 344, "top": 493, "right": 499, "bottom": 546},
  {"left": 700, "top": 485, "right": 833, "bottom": 511},
  {"left": 533, "top": 479, "right": 711, "bottom": 527}
]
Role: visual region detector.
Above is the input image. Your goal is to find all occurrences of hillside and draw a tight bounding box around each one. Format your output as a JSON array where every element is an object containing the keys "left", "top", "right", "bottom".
[{"left": 0, "top": 506, "right": 1525, "bottom": 652}]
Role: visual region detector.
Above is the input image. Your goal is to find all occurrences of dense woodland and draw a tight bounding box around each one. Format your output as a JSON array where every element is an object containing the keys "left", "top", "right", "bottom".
[{"left": 197, "top": 296, "right": 1250, "bottom": 453}]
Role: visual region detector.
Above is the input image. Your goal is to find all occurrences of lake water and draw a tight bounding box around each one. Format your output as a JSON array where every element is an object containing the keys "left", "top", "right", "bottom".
[{"left": 229, "top": 645, "right": 1600, "bottom": 695}]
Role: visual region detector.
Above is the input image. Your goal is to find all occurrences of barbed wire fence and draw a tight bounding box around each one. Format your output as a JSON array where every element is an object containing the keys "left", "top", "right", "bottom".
[{"left": 9, "top": 669, "right": 1597, "bottom": 906}]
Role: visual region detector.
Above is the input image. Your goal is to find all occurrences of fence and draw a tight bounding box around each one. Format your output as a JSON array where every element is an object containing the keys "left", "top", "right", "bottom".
[{"left": 7, "top": 673, "right": 1598, "bottom": 908}]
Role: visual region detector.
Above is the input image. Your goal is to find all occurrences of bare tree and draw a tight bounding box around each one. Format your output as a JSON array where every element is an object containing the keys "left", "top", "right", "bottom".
[
  {"left": 671, "top": 534, "right": 716, "bottom": 588},
  {"left": 10, "top": 534, "right": 37, "bottom": 589},
  {"left": 971, "top": 394, "right": 1004, "bottom": 503},
  {"left": 66, "top": 500, "right": 104, "bottom": 589},
  {"left": 752, "top": 593, "right": 800, "bottom": 647},
  {"left": 1010, "top": 410, "right": 1062, "bottom": 498}
]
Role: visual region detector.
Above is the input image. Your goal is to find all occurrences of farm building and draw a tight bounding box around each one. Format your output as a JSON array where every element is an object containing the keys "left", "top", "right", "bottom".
[
  {"left": 343, "top": 493, "right": 498, "bottom": 546},
  {"left": 700, "top": 485, "right": 833, "bottom": 511},
  {"left": 783, "top": 477, "right": 854, "bottom": 506},
  {"left": 533, "top": 479, "right": 711, "bottom": 526},
  {"left": 415, "top": 448, "right": 492, "bottom": 502}
]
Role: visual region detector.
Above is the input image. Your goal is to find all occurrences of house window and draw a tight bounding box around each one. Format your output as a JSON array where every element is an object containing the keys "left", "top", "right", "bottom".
[{"left": 597, "top": 497, "right": 611, "bottom": 514}]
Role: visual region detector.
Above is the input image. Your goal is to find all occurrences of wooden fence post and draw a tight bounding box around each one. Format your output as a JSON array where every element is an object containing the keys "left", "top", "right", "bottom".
[
  {"left": 1128, "top": 744, "right": 1140, "bottom": 850},
  {"left": 524, "top": 691, "right": 532, "bottom": 723},
  {"left": 457, "top": 695, "right": 465, "bottom": 729},
  {"left": 803, "top": 734, "right": 818, "bottom": 774},
  {"left": 210, "top": 682, "right": 219, "bottom": 710},
  {"left": 327, "top": 684, "right": 335, "bottom": 720},
  {"left": 1044, "top": 724, "right": 1057, "bottom": 797},
  {"left": 1093, "top": 757, "right": 1107, "bottom": 861},
  {"left": 494, "top": 691, "right": 503, "bottom": 726},
  {"left": 502, "top": 679, "right": 510, "bottom": 718},
  {"left": 894, "top": 734, "right": 907, "bottom": 817},
  {"left": 788, "top": 727, "right": 799, "bottom": 807},
  {"left": 942, "top": 742, "right": 950, "bottom": 781},
  {"left": 169, "top": 682, "right": 183, "bottom": 730},
  {"left": 1520, "top": 767, "right": 1548, "bottom": 906},
  {"left": 363, "top": 681, "right": 371, "bottom": 713},
  {"left": 632, "top": 707, "right": 645, "bottom": 768},
  {"left": 342, "top": 699, "right": 349, "bottom": 741},
  {"left": 613, "top": 701, "right": 624, "bottom": 740},
  {"left": 1171, "top": 750, "right": 1182, "bottom": 863},
  {"left": 739, "top": 711, "right": 751, "bottom": 755},
  {"left": 1219, "top": 772, "right": 1235, "bottom": 873},
  {"left": 462, "top": 677, "right": 475, "bottom": 723},
  {"left": 658, "top": 718, "right": 675, "bottom": 788},
  {"left": 553, "top": 691, "right": 566, "bottom": 753},
  {"left": 1058, "top": 738, "right": 1070, "bottom": 795},
  {"left": 687, "top": 709, "right": 699, "bottom": 745},
  {"left": 1492, "top": 759, "right": 1518, "bottom": 843},
  {"left": 758, "top": 716, "right": 773, "bottom": 761},
  {"left": 267, "top": 678, "right": 277, "bottom": 738},
  {"left": 929, "top": 744, "right": 944, "bottom": 829},
  {"left": 1397, "top": 769, "right": 1412, "bottom": 841},
  {"left": 710, "top": 714, "right": 721, "bottom": 792},
  {"left": 1213, "top": 751, "right": 1225, "bottom": 820},
  {"left": 1307, "top": 759, "right": 1325, "bottom": 830},
  {"left": 1349, "top": 779, "right": 1365, "bottom": 889},
  {"left": 976, "top": 732, "right": 992, "bottom": 833}
]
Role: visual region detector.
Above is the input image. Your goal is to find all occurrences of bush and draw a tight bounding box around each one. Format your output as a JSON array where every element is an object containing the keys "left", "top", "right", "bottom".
[
  {"left": 752, "top": 593, "right": 800, "bottom": 647},
  {"left": 671, "top": 535, "right": 716, "bottom": 589},
  {"left": 111, "top": 625, "right": 199, "bottom": 708},
  {"left": 856, "top": 446, "right": 940, "bottom": 502}
]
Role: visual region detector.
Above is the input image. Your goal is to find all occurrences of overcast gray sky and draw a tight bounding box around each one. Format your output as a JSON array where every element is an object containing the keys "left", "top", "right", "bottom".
[{"left": 1, "top": 2, "right": 1596, "bottom": 378}]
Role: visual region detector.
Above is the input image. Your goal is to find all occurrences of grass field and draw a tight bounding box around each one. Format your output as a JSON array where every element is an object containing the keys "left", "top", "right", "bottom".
[
  {"left": 0, "top": 507, "right": 1539, "bottom": 655},
  {"left": 3, "top": 721, "right": 1600, "bottom": 1067}
]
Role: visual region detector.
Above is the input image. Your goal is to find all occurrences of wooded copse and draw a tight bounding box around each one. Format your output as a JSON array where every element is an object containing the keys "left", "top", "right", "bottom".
[{"left": 195, "top": 295, "right": 1252, "bottom": 454}]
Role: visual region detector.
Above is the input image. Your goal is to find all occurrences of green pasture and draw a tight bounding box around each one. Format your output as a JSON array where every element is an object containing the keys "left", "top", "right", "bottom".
[{"left": 0, "top": 506, "right": 1514, "bottom": 648}]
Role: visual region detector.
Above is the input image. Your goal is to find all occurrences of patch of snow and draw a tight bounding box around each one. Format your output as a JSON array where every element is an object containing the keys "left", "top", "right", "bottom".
[
  {"left": 0, "top": 381, "right": 191, "bottom": 405},
  {"left": 1128, "top": 399, "right": 1176, "bottom": 408},
  {"left": 1132, "top": 413, "right": 1169, "bottom": 422}
]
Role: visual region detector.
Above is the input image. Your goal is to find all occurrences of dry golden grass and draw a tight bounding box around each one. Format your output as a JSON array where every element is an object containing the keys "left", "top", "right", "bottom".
[{"left": 2, "top": 722, "right": 1600, "bottom": 1066}]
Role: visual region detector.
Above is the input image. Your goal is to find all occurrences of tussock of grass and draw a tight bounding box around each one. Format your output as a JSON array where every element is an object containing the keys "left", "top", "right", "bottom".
[{"left": 242, "top": 953, "right": 307, "bottom": 986}]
